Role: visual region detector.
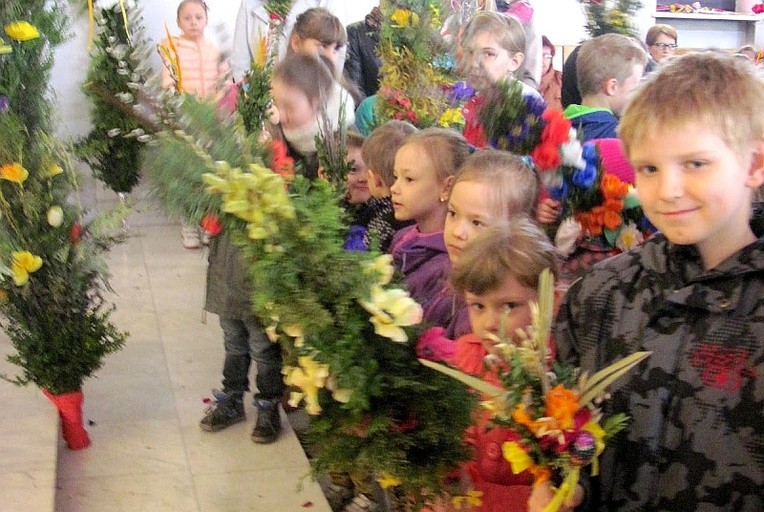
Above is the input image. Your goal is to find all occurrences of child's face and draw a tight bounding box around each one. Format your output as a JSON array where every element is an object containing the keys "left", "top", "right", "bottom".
[
  {"left": 465, "top": 274, "right": 538, "bottom": 348},
  {"left": 177, "top": 2, "right": 207, "bottom": 41},
  {"left": 390, "top": 144, "right": 451, "bottom": 233},
  {"left": 444, "top": 181, "right": 496, "bottom": 263},
  {"left": 610, "top": 63, "right": 644, "bottom": 116},
  {"left": 346, "top": 146, "right": 371, "bottom": 204},
  {"left": 291, "top": 36, "right": 342, "bottom": 69},
  {"left": 271, "top": 78, "right": 317, "bottom": 130},
  {"left": 631, "top": 123, "right": 764, "bottom": 268},
  {"left": 462, "top": 32, "right": 524, "bottom": 92}
]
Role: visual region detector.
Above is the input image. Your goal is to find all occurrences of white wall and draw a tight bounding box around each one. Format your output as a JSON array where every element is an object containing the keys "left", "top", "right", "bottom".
[{"left": 51, "top": 0, "right": 656, "bottom": 140}]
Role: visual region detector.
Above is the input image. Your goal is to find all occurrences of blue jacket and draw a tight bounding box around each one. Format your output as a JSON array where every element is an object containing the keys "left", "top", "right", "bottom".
[{"left": 563, "top": 104, "right": 618, "bottom": 141}]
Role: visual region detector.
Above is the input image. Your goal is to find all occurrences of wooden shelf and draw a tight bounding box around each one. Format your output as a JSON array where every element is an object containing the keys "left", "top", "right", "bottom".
[{"left": 654, "top": 11, "right": 763, "bottom": 21}]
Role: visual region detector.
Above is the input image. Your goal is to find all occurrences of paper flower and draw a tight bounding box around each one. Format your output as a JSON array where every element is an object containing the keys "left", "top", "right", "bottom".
[
  {"left": 362, "top": 254, "right": 394, "bottom": 286},
  {"left": 377, "top": 472, "right": 401, "bottom": 489},
  {"left": 0, "top": 162, "right": 28, "bottom": 184},
  {"left": 283, "top": 355, "right": 330, "bottom": 415},
  {"left": 47, "top": 206, "right": 64, "bottom": 227},
  {"left": 4, "top": 21, "right": 40, "bottom": 42},
  {"left": 390, "top": 8, "right": 418, "bottom": 28},
  {"left": 200, "top": 213, "right": 222, "bottom": 236},
  {"left": 11, "top": 251, "right": 43, "bottom": 286},
  {"left": 360, "top": 286, "right": 423, "bottom": 343}
]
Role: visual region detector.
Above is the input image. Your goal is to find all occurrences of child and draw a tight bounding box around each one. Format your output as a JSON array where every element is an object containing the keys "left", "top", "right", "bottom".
[
  {"left": 160, "top": 0, "right": 230, "bottom": 249},
  {"left": 538, "top": 52, "right": 764, "bottom": 511},
  {"left": 199, "top": 234, "right": 285, "bottom": 445},
  {"left": 270, "top": 53, "right": 355, "bottom": 179},
  {"left": 361, "top": 120, "right": 418, "bottom": 252},
  {"left": 389, "top": 128, "right": 471, "bottom": 330},
  {"left": 562, "top": 33, "right": 646, "bottom": 142},
  {"left": 450, "top": 218, "right": 559, "bottom": 512},
  {"left": 341, "top": 131, "right": 373, "bottom": 251},
  {"left": 459, "top": 11, "right": 542, "bottom": 148},
  {"left": 418, "top": 150, "right": 541, "bottom": 359}
]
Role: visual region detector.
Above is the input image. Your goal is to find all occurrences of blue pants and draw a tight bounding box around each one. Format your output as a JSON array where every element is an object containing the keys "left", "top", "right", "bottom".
[{"left": 220, "top": 316, "right": 283, "bottom": 400}]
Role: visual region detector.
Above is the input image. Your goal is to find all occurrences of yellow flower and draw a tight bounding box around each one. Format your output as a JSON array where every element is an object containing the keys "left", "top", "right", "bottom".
[
  {"left": 362, "top": 254, "right": 394, "bottom": 286},
  {"left": 360, "top": 286, "right": 423, "bottom": 342},
  {"left": 284, "top": 323, "right": 305, "bottom": 348},
  {"left": 0, "top": 37, "right": 12, "bottom": 54},
  {"left": 4, "top": 21, "right": 40, "bottom": 42},
  {"left": 282, "top": 355, "right": 330, "bottom": 415},
  {"left": 451, "top": 490, "right": 483, "bottom": 509},
  {"left": 390, "top": 9, "right": 418, "bottom": 27},
  {"left": 46, "top": 163, "right": 63, "bottom": 177},
  {"left": 327, "top": 375, "right": 353, "bottom": 404},
  {"left": 377, "top": 473, "right": 401, "bottom": 489},
  {"left": 615, "top": 221, "right": 643, "bottom": 252},
  {"left": 438, "top": 107, "right": 465, "bottom": 128},
  {"left": 0, "top": 162, "right": 29, "bottom": 184},
  {"left": 502, "top": 441, "right": 533, "bottom": 474},
  {"left": 11, "top": 251, "right": 43, "bottom": 286}
]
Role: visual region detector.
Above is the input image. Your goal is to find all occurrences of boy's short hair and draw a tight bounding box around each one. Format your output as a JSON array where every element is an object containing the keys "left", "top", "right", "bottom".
[
  {"left": 362, "top": 121, "right": 418, "bottom": 186},
  {"left": 403, "top": 127, "right": 471, "bottom": 182},
  {"left": 451, "top": 217, "right": 558, "bottom": 295},
  {"left": 291, "top": 7, "right": 347, "bottom": 48},
  {"left": 346, "top": 130, "right": 365, "bottom": 150},
  {"left": 577, "top": 33, "right": 647, "bottom": 98},
  {"left": 619, "top": 51, "right": 764, "bottom": 158},
  {"left": 645, "top": 24, "right": 678, "bottom": 46},
  {"left": 455, "top": 149, "right": 541, "bottom": 219}
]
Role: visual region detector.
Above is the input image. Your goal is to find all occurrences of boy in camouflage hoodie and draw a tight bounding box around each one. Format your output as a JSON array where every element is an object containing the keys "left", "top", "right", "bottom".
[{"left": 534, "top": 52, "right": 764, "bottom": 511}]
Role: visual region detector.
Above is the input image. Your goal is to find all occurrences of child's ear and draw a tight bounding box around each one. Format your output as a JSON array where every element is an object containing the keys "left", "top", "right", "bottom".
[
  {"left": 440, "top": 176, "right": 456, "bottom": 202},
  {"left": 289, "top": 34, "right": 302, "bottom": 53},
  {"left": 746, "top": 139, "right": 764, "bottom": 189},
  {"left": 604, "top": 77, "right": 619, "bottom": 97},
  {"left": 368, "top": 169, "right": 384, "bottom": 188},
  {"left": 509, "top": 51, "right": 525, "bottom": 72}
]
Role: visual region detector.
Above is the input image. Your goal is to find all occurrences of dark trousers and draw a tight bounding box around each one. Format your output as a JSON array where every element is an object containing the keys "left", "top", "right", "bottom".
[{"left": 220, "top": 316, "right": 283, "bottom": 400}]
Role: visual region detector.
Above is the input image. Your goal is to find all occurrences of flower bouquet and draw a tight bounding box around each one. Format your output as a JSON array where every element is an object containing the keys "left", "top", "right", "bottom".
[
  {"left": 421, "top": 269, "right": 651, "bottom": 512},
  {"left": 480, "top": 79, "right": 654, "bottom": 278}
]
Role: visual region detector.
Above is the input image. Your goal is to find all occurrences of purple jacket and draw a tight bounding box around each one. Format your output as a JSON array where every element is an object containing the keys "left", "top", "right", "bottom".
[{"left": 390, "top": 226, "right": 454, "bottom": 330}]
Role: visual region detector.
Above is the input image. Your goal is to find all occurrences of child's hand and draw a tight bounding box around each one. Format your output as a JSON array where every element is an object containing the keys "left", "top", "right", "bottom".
[
  {"left": 267, "top": 104, "right": 280, "bottom": 125},
  {"left": 536, "top": 198, "right": 561, "bottom": 225},
  {"left": 528, "top": 481, "right": 584, "bottom": 512}
]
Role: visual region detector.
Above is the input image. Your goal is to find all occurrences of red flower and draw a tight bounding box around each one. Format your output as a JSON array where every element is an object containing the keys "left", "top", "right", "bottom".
[
  {"left": 540, "top": 109, "right": 572, "bottom": 146},
  {"left": 270, "top": 140, "right": 295, "bottom": 179},
  {"left": 201, "top": 213, "right": 223, "bottom": 237},
  {"left": 268, "top": 12, "right": 281, "bottom": 20},
  {"left": 531, "top": 141, "right": 562, "bottom": 170},
  {"left": 70, "top": 223, "right": 83, "bottom": 243}
]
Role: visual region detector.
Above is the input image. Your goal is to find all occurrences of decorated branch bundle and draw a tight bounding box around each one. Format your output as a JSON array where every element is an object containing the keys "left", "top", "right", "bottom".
[
  {"left": 422, "top": 270, "right": 651, "bottom": 512},
  {"left": 79, "top": 0, "right": 152, "bottom": 194},
  {"left": 578, "top": 0, "right": 644, "bottom": 38},
  {"left": 1, "top": 1, "right": 128, "bottom": 450},
  {"left": 144, "top": 96, "right": 476, "bottom": 509}
]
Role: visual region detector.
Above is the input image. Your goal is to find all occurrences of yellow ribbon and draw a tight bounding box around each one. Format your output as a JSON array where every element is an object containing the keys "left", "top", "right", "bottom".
[
  {"left": 542, "top": 468, "right": 580, "bottom": 512},
  {"left": 119, "top": 0, "right": 131, "bottom": 43},
  {"left": 87, "top": 0, "right": 130, "bottom": 50}
]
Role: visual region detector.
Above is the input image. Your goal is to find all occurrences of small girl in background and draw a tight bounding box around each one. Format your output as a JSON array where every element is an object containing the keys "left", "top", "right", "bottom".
[
  {"left": 269, "top": 53, "right": 355, "bottom": 179},
  {"left": 341, "top": 131, "right": 373, "bottom": 251},
  {"left": 459, "top": 11, "right": 543, "bottom": 148},
  {"left": 389, "top": 128, "right": 471, "bottom": 330},
  {"left": 160, "top": 0, "right": 229, "bottom": 100},
  {"left": 418, "top": 150, "right": 541, "bottom": 359},
  {"left": 450, "top": 218, "right": 559, "bottom": 512},
  {"left": 160, "top": 0, "right": 230, "bottom": 249}
]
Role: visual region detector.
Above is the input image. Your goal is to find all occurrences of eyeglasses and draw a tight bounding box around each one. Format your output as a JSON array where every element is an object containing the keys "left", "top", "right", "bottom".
[{"left": 651, "top": 43, "right": 677, "bottom": 51}]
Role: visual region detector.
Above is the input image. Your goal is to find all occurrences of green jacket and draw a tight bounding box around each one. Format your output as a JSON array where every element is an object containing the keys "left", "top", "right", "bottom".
[{"left": 204, "top": 235, "right": 253, "bottom": 320}]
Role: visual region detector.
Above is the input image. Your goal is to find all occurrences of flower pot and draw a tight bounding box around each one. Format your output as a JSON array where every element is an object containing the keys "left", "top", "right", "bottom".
[{"left": 42, "top": 388, "right": 91, "bottom": 450}]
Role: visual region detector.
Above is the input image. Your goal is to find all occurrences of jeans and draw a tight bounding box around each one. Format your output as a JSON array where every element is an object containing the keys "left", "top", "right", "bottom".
[{"left": 220, "top": 316, "right": 283, "bottom": 400}]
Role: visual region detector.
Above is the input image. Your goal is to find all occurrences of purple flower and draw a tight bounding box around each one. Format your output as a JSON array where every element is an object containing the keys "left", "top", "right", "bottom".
[
  {"left": 525, "top": 95, "right": 547, "bottom": 118},
  {"left": 449, "top": 81, "right": 475, "bottom": 102},
  {"left": 0, "top": 95, "right": 9, "bottom": 114}
]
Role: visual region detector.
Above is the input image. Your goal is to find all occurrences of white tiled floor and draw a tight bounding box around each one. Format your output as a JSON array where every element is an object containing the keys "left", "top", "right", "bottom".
[{"left": 0, "top": 172, "right": 330, "bottom": 512}]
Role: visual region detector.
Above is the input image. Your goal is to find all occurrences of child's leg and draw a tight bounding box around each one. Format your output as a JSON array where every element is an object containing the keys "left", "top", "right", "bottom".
[{"left": 243, "top": 316, "right": 284, "bottom": 444}]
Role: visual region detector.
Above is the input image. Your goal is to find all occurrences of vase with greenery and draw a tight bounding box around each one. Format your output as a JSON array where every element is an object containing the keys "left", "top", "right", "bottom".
[{"left": 1, "top": 0, "right": 128, "bottom": 450}]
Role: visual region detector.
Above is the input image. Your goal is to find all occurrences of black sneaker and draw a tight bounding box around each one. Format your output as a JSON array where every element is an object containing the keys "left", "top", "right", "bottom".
[
  {"left": 251, "top": 398, "right": 281, "bottom": 444},
  {"left": 199, "top": 390, "right": 245, "bottom": 432}
]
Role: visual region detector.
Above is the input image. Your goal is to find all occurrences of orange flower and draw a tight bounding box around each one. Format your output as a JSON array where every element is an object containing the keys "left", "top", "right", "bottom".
[
  {"left": 602, "top": 198, "right": 624, "bottom": 231},
  {"left": 601, "top": 174, "right": 629, "bottom": 200},
  {"left": 0, "top": 162, "right": 28, "bottom": 184},
  {"left": 544, "top": 384, "right": 579, "bottom": 430}
]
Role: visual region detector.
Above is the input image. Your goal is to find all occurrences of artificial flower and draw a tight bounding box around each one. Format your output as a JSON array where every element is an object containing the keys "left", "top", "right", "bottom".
[
  {"left": 530, "top": 142, "right": 562, "bottom": 171},
  {"left": 451, "top": 490, "right": 483, "bottom": 509},
  {"left": 615, "top": 221, "right": 644, "bottom": 251},
  {"left": 502, "top": 441, "right": 533, "bottom": 474},
  {"left": 360, "top": 286, "right": 423, "bottom": 342},
  {"left": 70, "top": 223, "right": 83, "bottom": 243},
  {"left": 47, "top": 206, "right": 64, "bottom": 227},
  {"left": 200, "top": 212, "right": 222, "bottom": 236},
  {"left": 390, "top": 8, "right": 418, "bottom": 28},
  {"left": 362, "top": 254, "right": 394, "bottom": 286},
  {"left": 554, "top": 218, "right": 583, "bottom": 258},
  {"left": 377, "top": 472, "right": 401, "bottom": 489},
  {"left": 438, "top": 107, "right": 465, "bottom": 128},
  {"left": 4, "top": 21, "right": 40, "bottom": 42},
  {"left": 540, "top": 109, "right": 572, "bottom": 146},
  {"left": 46, "top": 163, "right": 63, "bottom": 177},
  {"left": 326, "top": 375, "right": 352, "bottom": 403},
  {"left": 602, "top": 198, "right": 624, "bottom": 231},
  {"left": 0, "top": 162, "right": 28, "bottom": 184},
  {"left": 601, "top": 173, "right": 629, "bottom": 199},
  {"left": 283, "top": 355, "right": 330, "bottom": 415},
  {"left": 545, "top": 385, "right": 580, "bottom": 430},
  {"left": 11, "top": 251, "right": 43, "bottom": 286},
  {"left": 0, "top": 94, "right": 8, "bottom": 113},
  {"left": 283, "top": 323, "right": 305, "bottom": 348}
]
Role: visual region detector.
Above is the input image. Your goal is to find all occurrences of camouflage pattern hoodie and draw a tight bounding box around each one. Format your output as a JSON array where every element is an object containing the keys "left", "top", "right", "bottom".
[{"left": 554, "top": 221, "right": 764, "bottom": 511}]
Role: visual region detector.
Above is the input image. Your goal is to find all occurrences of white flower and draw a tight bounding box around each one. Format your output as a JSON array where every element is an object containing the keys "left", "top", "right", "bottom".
[
  {"left": 360, "top": 286, "right": 423, "bottom": 342},
  {"left": 615, "top": 222, "right": 644, "bottom": 251},
  {"left": 554, "top": 218, "right": 583, "bottom": 258},
  {"left": 363, "top": 254, "right": 394, "bottom": 286},
  {"left": 47, "top": 206, "right": 63, "bottom": 227},
  {"left": 560, "top": 138, "right": 585, "bottom": 169}
]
